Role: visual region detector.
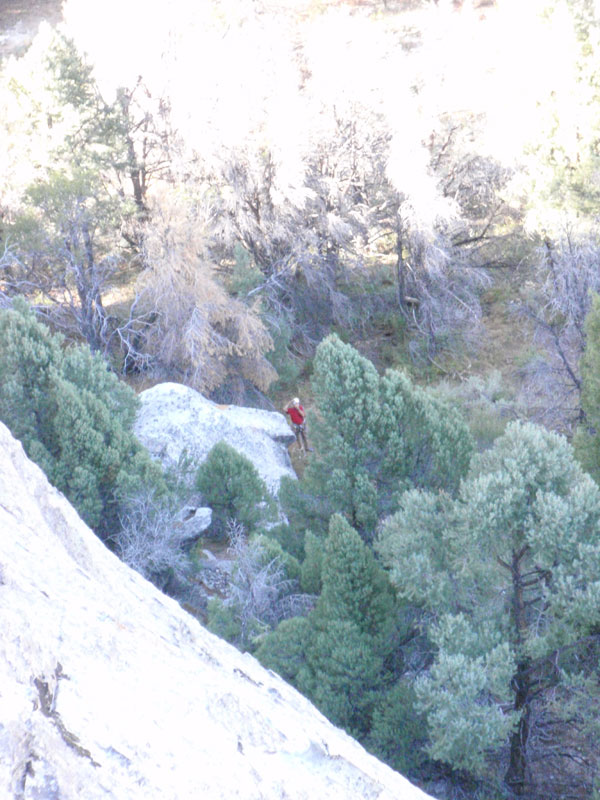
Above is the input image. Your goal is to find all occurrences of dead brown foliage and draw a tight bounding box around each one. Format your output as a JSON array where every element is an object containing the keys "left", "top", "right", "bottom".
[{"left": 137, "top": 190, "right": 276, "bottom": 394}]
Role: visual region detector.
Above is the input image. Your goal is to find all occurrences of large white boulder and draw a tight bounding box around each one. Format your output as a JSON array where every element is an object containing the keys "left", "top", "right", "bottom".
[
  {"left": 134, "top": 382, "right": 296, "bottom": 495},
  {"left": 0, "top": 421, "right": 435, "bottom": 800}
]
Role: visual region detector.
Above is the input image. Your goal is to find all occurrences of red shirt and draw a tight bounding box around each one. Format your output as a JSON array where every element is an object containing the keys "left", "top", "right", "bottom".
[{"left": 286, "top": 404, "right": 305, "bottom": 425}]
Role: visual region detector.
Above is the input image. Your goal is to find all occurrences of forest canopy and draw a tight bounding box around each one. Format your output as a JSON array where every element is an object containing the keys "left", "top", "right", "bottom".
[{"left": 3, "top": 0, "right": 594, "bottom": 405}]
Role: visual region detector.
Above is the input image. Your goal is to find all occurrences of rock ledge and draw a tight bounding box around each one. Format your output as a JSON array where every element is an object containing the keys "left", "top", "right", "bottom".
[{"left": 0, "top": 421, "right": 434, "bottom": 800}]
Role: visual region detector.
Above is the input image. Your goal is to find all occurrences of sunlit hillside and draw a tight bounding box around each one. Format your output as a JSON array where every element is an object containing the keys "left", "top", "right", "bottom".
[{"left": 2, "top": 0, "right": 596, "bottom": 416}]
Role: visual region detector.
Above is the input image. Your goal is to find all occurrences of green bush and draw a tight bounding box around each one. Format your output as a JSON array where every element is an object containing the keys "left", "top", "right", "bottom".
[
  {"left": 282, "top": 334, "right": 473, "bottom": 540},
  {"left": 195, "top": 441, "right": 271, "bottom": 538},
  {"left": 367, "top": 681, "right": 427, "bottom": 775},
  {"left": 0, "top": 298, "right": 164, "bottom": 539},
  {"left": 255, "top": 616, "right": 311, "bottom": 682},
  {"left": 252, "top": 533, "right": 301, "bottom": 583},
  {"left": 261, "top": 521, "right": 305, "bottom": 562},
  {"left": 433, "top": 371, "right": 519, "bottom": 452},
  {"left": 206, "top": 597, "right": 241, "bottom": 644},
  {"left": 228, "top": 244, "right": 263, "bottom": 297},
  {"left": 300, "top": 531, "right": 324, "bottom": 594}
]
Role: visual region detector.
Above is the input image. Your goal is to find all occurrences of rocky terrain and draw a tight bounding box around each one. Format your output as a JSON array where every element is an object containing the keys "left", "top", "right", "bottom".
[
  {"left": 0, "top": 420, "right": 434, "bottom": 800},
  {"left": 134, "top": 382, "right": 297, "bottom": 494}
]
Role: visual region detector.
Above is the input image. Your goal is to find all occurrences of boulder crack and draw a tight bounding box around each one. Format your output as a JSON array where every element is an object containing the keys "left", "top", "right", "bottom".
[{"left": 34, "top": 663, "right": 100, "bottom": 768}]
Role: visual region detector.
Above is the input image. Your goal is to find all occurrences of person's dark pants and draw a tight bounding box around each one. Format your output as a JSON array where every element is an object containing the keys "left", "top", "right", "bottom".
[{"left": 293, "top": 423, "right": 308, "bottom": 451}]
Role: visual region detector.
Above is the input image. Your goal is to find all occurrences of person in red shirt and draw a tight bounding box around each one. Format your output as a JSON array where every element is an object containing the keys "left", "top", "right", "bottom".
[{"left": 284, "top": 397, "right": 312, "bottom": 454}]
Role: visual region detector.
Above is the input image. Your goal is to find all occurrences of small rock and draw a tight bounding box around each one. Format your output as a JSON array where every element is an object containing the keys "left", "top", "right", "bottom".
[{"left": 178, "top": 507, "right": 212, "bottom": 538}]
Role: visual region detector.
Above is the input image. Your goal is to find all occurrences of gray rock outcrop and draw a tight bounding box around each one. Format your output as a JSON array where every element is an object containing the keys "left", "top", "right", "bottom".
[
  {"left": 134, "top": 382, "right": 297, "bottom": 495},
  {"left": 0, "top": 421, "right": 435, "bottom": 800},
  {"left": 175, "top": 504, "right": 213, "bottom": 538}
]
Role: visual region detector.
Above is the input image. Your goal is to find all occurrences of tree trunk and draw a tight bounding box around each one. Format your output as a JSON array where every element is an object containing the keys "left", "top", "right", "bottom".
[
  {"left": 395, "top": 218, "right": 408, "bottom": 318},
  {"left": 504, "top": 545, "right": 531, "bottom": 795},
  {"left": 505, "top": 660, "right": 531, "bottom": 795},
  {"left": 78, "top": 220, "right": 104, "bottom": 353},
  {"left": 118, "top": 90, "right": 149, "bottom": 218}
]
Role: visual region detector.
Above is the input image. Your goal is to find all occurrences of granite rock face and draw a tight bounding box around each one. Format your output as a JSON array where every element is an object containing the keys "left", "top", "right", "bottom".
[
  {"left": 0, "top": 421, "right": 435, "bottom": 800},
  {"left": 134, "top": 382, "right": 297, "bottom": 495}
]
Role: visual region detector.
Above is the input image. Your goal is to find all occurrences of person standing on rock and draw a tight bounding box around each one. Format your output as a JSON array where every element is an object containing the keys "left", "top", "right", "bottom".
[{"left": 284, "top": 397, "right": 312, "bottom": 454}]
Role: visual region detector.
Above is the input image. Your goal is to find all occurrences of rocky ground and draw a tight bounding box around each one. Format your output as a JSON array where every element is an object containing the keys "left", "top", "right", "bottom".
[{"left": 0, "top": 419, "right": 434, "bottom": 800}]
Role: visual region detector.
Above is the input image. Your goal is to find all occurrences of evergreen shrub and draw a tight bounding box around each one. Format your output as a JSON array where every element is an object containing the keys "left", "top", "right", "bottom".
[
  {"left": 0, "top": 298, "right": 164, "bottom": 540},
  {"left": 195, "top": 441, "right": 271, "bottom": 538},
  {"left": 282, "top": 334, "right": 473, "bottom": 540}
]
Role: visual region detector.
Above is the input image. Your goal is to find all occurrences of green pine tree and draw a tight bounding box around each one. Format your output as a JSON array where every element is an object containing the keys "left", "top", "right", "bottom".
[
  {"left": 367, "top": 680, "right": 427, "bottom": 776},
  {"left": 257, "top": 514, "right": 400, "bottom": 740},
  {"left": 299, "top": 531, "right": 324, "bottom": 594},
  {"left": 377, "top": 421, "right": 600, "bottom": 795},
  {"left": 282, "top": 334, "right": 473, "bottom": 540},
  {"left": 195, "top": 441, "right": 272, "bottom": 538},
  {"left": 299, "top": 618, "right": 385, "bottom": 738},
  {"left": 0, "top": 298, "right": 163, "bottom": 538},
  {"left": 317, "top": 514, "right": 396, "bottom": 640}
]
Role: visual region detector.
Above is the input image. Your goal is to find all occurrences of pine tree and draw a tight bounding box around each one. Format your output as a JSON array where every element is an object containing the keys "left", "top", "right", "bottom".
[
  {"left": 257, "top": 514, "right": 399, "bottom": 740},
  {"left": 308, "top": 333, "right": 382, "bottom": 533},
  {"left": 317, "top": 514, "right": 396, "bottom": 641},
  {"left": 377, "top": 421, "right": 600, "bottom": 795},
  {"left": 299, "top": 618, "right": 385, "bottom": 738},
  {"left": 298, "top": 515, "right": 398, "bottom": 737},
  {"left": 252, "top": 615, "right": 312, "bottom": 684},
  {"left": 195, "top": 442, "right": 272, "bottom": 538},
  {"left": 299, "top": 531, "right": 323, "bottom": 594},
  {"left": 0, "top": 299, "right": 163, "bottom": 538},
  {"left": 282, "top": 334, "right": 473, "bottom": 540},
  {"left": 367, "top": 681, "right": 426, "bottom": 776}
]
